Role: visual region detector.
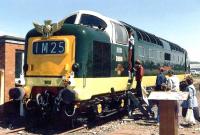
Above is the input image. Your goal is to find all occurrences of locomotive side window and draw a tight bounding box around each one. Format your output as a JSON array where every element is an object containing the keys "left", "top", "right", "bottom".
[
  {"left": 136, "top": 30, "right": 142, "bottom": 40},
  {"left": 112, "top": 22, "right": 128, "bottom": 45},
  {"left": 144, "top": 32, "right": 151, "bottom": 42},
  {"left": 159, "top": 51, "right": 163, "bottom": 60},
  {"left": 164, "top": 53, "right": 171, "bottom": 60},
  {"left": 64, "top": 15, "right": 77, "bottom": 24},
  {"left": 149, "top": 49, "right": 154, "bottom": 58},
  {"left": 140, "top": 31, "right": 147, "bottom": 41},
  {"left": 138, "top": 46, "right": 145, "bottom": 57},
  {"left": 80, "top": 14, "right": 107, "bottom": 29}
]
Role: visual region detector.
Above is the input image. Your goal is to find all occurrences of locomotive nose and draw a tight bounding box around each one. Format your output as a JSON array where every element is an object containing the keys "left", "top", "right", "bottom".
[{"left": 9, "top": 87, "right": 25, "bottom": 100}]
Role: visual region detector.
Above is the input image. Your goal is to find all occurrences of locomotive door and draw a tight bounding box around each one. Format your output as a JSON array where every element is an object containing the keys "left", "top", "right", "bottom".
[{"left": 93, "top": 41, "right": 111, "bottom": 77}]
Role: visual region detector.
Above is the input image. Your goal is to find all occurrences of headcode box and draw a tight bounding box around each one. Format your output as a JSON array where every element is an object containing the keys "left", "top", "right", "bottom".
[{"left": 148, "top": 91, "right": 189, "bottom": 100}]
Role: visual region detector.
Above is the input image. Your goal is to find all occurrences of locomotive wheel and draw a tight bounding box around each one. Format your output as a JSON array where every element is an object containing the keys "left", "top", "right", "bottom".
[
  {"left": 96, "top": 103, "right": 102, "bottom": 114},
  {"left": 60, "top": 103, "right": 80, "bottom": 128},
  {"left": 61, "top": 103, "right": 77, "bottom": 117},
  {"left": 120, "top": 99, "right": 125, "bottom": 108}
]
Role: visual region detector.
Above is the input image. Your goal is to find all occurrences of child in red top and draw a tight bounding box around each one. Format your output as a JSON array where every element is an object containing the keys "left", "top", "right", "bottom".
[{"left": 134, "top": 60, "right": 144, "bottom": 97}]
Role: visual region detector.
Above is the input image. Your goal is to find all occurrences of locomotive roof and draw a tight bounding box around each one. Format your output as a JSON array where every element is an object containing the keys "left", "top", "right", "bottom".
[
  {"left": 121, "top": 21, "right": 185, "bottom": 53},
  {"left": 64, "top": 10, "right": 186, "bottom": 53},
  {"left": 159, "top": 38, "right": 185, "bottom": 53},
  {"left": 121, "top": 21, "right": 163, "bottom": 46},
  {"left": 66, "top": 10, "right": 123, "bottom": 25}
]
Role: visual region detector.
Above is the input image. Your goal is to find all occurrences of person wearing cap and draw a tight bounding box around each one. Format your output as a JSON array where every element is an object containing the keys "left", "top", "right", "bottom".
[
  {"left": 134, "top": 59, "right": 144, "bottom": 97},
  {"left": 155, "top": 67, "right": 167, "bottom": 91},
  {"left": 166, "top": 70, "right": 180, "bottom": 91}
]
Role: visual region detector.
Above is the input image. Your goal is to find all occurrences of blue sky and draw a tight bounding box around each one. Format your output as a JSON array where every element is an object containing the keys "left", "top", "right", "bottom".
[{"left": 0, "top": 0, "right": 200, "bottom": 61}]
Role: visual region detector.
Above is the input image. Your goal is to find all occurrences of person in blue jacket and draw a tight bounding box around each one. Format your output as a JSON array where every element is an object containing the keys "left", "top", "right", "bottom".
[
  {"left": 155, "top": 67, "right": 166, "bottom": 91},
  {"left": 155, "top": 67, "right": 167, "bottom": 123}
]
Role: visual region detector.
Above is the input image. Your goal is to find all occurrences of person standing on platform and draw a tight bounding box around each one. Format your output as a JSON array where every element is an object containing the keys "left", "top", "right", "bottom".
[
  {"left": 134, "top": 59, "right": 144, "bottom": 98},
  {"left": 181, "top": 76, "right": 200, "bottom": 122}
]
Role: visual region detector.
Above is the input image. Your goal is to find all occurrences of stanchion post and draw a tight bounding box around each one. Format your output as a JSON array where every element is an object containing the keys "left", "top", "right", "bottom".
[
  {"left": 159, "top": 100, "right": 178, "bottom": 135},
  {"left": 148, "top": 91, "right": 188, "bottom": 135}
]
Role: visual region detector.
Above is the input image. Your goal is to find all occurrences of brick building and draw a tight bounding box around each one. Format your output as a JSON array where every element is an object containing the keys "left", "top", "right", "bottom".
[{"left": 0, "top": 35, "right": 24, "bottom": 104}]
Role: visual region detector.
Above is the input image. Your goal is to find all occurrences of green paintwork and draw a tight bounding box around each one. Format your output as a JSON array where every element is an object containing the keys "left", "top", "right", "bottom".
[
  {"left": 132, "top": 30, "right": 186, "bottom": 75},
  {"left": 25, "top": 23, "right": 187, "bottom": 79}
]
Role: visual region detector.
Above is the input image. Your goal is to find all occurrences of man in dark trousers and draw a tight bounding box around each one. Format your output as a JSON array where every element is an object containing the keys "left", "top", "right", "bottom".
[
  {"left": 155, "top": 67, "right": 166, "bottom": 123},
  {"left": 134, "top": 59, "right": 144, "bottom": 98}
]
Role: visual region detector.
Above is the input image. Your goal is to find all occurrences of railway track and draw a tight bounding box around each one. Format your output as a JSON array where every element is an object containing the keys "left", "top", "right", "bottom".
[
  {"left": 0, "top": 126, "right": 87, "bottom": 135},
  {"left": 0, "top": 99, "right": 153, "bottom": 135},
  {"left": 0, "top": 109, "right": 128, "bottom": 135}
]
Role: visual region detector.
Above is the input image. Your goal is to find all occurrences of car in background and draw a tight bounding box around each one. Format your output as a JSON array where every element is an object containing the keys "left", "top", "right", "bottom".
[{"left": 190, "top": 70, "right": 200, "bottom": 75}]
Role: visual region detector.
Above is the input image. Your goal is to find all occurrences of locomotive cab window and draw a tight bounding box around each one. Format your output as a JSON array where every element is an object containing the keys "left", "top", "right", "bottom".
[
  {"left": 112, "top": 22, "right": 128, "bottom": 45},
  {"left": 65, "top": 14, "right": 77, "bottom": 24},
  {"left": 80, "top": 14, "right": 107, "bottom": 29}
]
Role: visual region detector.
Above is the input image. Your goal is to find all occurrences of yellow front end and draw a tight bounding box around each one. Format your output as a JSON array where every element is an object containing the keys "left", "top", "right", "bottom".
[{"left": 25, "top": 35, "right": 75, "bottom": 96}]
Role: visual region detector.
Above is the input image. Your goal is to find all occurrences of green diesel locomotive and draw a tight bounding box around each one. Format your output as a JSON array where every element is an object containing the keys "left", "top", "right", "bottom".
[{"left": 9, "top": 10, "right": 189, "bottom": 121}]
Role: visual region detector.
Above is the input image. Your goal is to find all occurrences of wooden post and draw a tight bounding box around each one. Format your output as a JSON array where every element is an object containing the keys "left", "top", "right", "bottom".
[
  {"left": 159, "top": 100, "right": 178, "bottom": 135},
  {"left": 148, "top": 91, "right": 188, "bottom": 135}
]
